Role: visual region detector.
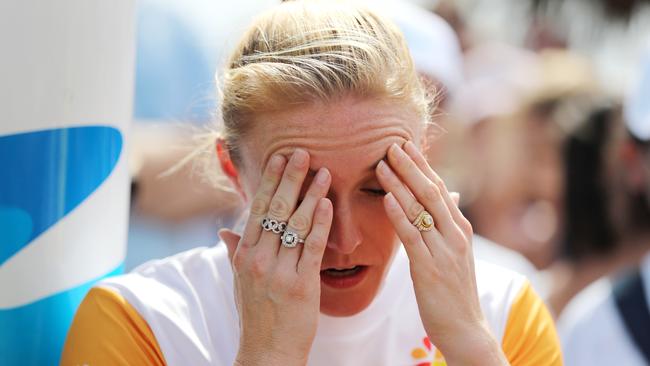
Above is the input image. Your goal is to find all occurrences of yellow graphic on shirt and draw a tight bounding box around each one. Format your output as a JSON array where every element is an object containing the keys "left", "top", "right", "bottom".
[{"left": 410, "top": 336, "right": 446, "bottom": 366}]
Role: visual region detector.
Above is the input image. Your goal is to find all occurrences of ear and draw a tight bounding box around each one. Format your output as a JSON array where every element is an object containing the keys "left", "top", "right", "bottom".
[{"left": 216, "top": 139, "right": 247, "bottom": 201}]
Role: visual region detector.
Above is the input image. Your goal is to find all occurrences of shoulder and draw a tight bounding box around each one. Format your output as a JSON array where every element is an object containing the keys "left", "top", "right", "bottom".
[
  {"left": 62, "top": 286, "right": 166, "bottom": 365},
  {"left": 95, "top": 244, "right": 238, "bottom": 365},
  {"left": 100, "top": 244, "right": 233, "bottom": 319},
  {"left": 474, "top": 260, "right": 562, "bottom": 365}
]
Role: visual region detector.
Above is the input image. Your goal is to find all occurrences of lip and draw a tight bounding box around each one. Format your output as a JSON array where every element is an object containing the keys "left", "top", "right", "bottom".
[{"left": 320, "top": 265, "right": 369, "bottom": 289}]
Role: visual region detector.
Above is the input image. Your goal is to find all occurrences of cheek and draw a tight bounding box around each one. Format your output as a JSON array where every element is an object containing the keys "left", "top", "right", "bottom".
[
  {"left": 357, "top": 199, "right": 398, "bottom": 253},
  {"left": 239, "top": 169, "right": 263, "bottom": 203}
]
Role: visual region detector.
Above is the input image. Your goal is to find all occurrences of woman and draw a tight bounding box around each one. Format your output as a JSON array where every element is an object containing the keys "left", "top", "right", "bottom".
[{"left": 62, "top": 1, "right": 561, "bottom": 365}]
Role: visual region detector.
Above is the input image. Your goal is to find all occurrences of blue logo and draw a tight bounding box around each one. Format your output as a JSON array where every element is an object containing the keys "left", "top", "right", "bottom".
[
  {"left": 0, "top": 126, "right": 122, "bottom": 265},
  {"left": 0, "top": 126, "right": 125, "bottom": 365}
]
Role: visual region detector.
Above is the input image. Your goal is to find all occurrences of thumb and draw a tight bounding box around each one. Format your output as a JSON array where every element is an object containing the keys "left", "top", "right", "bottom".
[
  {"left": 218, "top": 228, "right": 241, "bottom": 263},
  {"left": 450, "top": 192, "right": 460, "bottom": 206}
]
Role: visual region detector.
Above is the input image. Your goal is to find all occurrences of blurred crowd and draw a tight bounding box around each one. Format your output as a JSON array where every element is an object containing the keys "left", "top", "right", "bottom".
[{"left": 126, "top": 0, "right": 650, "bottom": 364}]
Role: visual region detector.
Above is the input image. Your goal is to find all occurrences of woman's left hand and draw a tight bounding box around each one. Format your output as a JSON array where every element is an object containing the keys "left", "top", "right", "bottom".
[{"left": 376, "top": 141, "right": 509, "bottom": 366}]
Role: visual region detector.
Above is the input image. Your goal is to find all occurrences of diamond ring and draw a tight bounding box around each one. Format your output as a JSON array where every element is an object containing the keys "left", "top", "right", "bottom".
[{"left": 280, "top": 230, "right": 305, "bottom": 248}]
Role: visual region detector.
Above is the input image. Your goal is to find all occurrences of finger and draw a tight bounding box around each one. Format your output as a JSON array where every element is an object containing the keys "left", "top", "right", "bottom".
[
  {"left": 298, "top": 198, "right": 333, "bottom": 276},
  {"left": 258, "top": 149, "right": 310, "bottom": 257},
  {"left": 218, "top": 229, "right": 241, "bottom": 263},
  {"left": 376, "top": 159, "right": 426, "bottom": 223},
  {"left": 383, "top": 192, "right": 431, "bottom": 260},
  {"left": 387, "top": 143, "right": 458, "bottom": 237},
  {"left": 278, "top": 168, "right": 331, "bottom": 272},
  {"left": 240, "top": 154, "right": 286, "bottom": 248},
  {"left": 377, "top": 160, "right": 445, "bottom": 250},
  {"left": 403, "top": 141, "right": 465, "bottom": 225}
]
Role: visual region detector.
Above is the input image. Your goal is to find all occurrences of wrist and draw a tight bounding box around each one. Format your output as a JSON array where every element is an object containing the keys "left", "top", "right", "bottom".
[
  {"left": 434, "top": 321, "right": 508, "bottom": 366},
  {"left": 237, "top": 340, "right": 309, "bottom": 366},
  {"left": 235, "top": 352, "right": 307, "bottom": 366}
]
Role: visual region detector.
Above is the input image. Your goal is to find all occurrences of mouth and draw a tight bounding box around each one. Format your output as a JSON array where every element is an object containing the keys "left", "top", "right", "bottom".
[{"left": 320, "top": 265, "right": 369, "bottom": 289}]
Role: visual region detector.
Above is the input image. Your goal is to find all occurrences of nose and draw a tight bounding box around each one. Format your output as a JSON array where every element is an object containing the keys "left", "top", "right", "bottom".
[{"left": 326, "top": 202, "right": 363, "bottom": 254}]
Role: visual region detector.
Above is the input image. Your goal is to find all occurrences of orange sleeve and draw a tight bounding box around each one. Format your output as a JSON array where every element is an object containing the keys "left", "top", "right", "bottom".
[
  {"left": 502, "top": 281, "right": 563, "bottom": 366},
  {"left": 60, "top": 286, "right": 166, "bottom": 366}
]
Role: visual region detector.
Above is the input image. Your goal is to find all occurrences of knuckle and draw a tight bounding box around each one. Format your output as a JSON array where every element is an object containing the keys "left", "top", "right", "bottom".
[
  {"left": 268, "top": 196, "right": 291, "bottom": 218},
  {"left": 423, "top": 183, "right": 441, "bottom": 203},
  {"left": 305, "top": 235, "right": 326, "bottom": 253},
  {"left": 433, "top": 176, "right": 446, "bottom": 191},
  {"left": 250, "top": 197, "right": 268, "bottom": 216},
  {"left": 452, "top": 229, "right": 469, "bottom": 253},
  {"left": 259, "top": 186, "right": 277, "bottom": 200},
  {"left": 284, "top": 169, "right": 303, "bottom": 183},
  {"left": 249, "top": 253, "right": 271, "bottom": 278},
  {"left": 313, "top": 211, "right": 331, "bottom": 226},
  {"left": 405, "top": 229, "right": 422, "bottom": 245},
  {"left": 408, "top": 201, "right": 425, "bottom": 220},
  {"left": 460, "top": 218, "right": 473, "bottom": 236},
  {"left": 288, "top": 213, "right": 311, "bottom": 233}
]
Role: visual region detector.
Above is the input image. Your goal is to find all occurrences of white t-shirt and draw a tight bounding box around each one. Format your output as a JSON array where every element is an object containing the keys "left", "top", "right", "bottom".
[{"left": 62, "top": 240, "right": 562, "bottom": 366}]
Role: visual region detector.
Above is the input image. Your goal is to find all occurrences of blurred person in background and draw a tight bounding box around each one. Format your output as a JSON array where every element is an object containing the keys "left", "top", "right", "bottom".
[
  {"left": 62, "top": 2, "right": 561, "bottom": 365},
  {"left": 449, "top": 45, "right": 570, "bottom": 270},
  {"left": 451, "top": 46, "right": 620, "bottom": 302},
  {"left": 544, "top": 102, "right": 637, "bottom": 314},
  {"left": 558, "top": 44, "right": 650, "bottom": 366}
]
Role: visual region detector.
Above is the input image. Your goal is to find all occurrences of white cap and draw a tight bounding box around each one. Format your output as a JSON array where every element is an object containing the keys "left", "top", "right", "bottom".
[{"left": 624, "top": 44, "right": 650, "bottom": 141}]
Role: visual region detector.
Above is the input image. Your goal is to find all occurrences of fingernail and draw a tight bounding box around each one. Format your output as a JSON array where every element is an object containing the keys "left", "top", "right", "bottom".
[
  {"left": 390, "top": 143, "right": 406, "bottom": 158},
  {"left": 377, "top": 160, "right": 389, "bottom": 175},
  {"left": 450, "top": 192, "right": 460, "bottom": 205},
  {"left": 385, "top": 192, "right": 398, "bottom": 208},
  {"left": 404, "top": 141, "right": 417, "bottom": 155},
  {"left": 318, "top": 198, "right": 331, "bottom": 211},
  {"left": 316, "top": 168, "right": 329, "bottom": 184},
  {"left": 270, "top": 155, "right": 284, "bottom": 172},
  {"left": 293, "top": 149, "right": 308, "bottom": 166}
]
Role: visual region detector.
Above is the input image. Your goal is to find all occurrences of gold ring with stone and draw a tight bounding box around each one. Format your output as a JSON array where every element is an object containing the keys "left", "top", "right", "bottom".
[{"left": 412, "top": 210, "right": 434, "bottom": 232}]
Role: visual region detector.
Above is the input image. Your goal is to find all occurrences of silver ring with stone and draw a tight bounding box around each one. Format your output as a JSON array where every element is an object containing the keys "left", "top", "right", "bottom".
[
  {"left": 280, "top": 230, "right": 305, "bottom": 248},
  {"left": 262, "top": 217, "right": 287, "bottom": 234}
]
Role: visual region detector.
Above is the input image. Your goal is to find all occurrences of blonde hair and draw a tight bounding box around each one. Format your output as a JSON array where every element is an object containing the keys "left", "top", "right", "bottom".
[{"left": 196, "top": 0, "right": 433, "bottom": 186}]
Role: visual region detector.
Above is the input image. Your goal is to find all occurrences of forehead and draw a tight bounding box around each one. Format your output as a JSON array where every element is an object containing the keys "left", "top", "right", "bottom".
[
  {"left": 241, "top": 97, "right": 421, "bottom": 175},
  {"left": 243, "top": 98, "right": 422, "bottom": 167}
]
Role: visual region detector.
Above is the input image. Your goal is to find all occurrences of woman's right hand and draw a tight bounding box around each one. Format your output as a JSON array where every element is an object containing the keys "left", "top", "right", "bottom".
[{"left": 218, "top": 149, "right": 333, "bottom": 366}]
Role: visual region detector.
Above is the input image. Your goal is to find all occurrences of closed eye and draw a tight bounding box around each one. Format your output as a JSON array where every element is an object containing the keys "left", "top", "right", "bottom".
[{"left": 362, "top": 188, "right": 387, "bottom": 196}]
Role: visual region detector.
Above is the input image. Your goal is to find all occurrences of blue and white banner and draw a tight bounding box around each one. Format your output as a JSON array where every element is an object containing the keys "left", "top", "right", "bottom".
[{"left": 0, "top": 1, "right": 136, "bottom": 364}]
